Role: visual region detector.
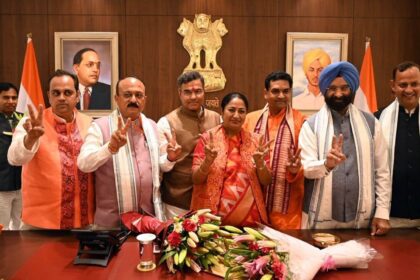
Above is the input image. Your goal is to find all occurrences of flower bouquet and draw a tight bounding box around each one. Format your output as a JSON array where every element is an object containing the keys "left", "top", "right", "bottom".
[
  {"left": 159, "top": 209, "right": 237, "bottom": 274},
  {"left": 224, "top": 227, "right": 291, "bottom": 280},
  {"left": 159, "top": 209, "right": 292, "bottom": 279}
]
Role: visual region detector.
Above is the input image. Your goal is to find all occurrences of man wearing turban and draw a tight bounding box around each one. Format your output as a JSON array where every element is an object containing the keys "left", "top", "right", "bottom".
[
  {"left": 299, "top": 61, "right": 391, "bottom": 235},
  {"left": 293, "top": 48, "right": 331, "bottom": 110}
]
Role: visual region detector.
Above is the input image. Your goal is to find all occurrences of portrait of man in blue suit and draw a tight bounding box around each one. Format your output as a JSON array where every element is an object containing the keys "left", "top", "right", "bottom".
[{"left": 73, "top": 48, "right": 111, "bottom": 110}]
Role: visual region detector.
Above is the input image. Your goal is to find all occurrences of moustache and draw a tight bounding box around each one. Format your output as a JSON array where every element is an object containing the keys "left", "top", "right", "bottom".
[{"left": 127, "top": 103, "right": 139, "bottom": 108}]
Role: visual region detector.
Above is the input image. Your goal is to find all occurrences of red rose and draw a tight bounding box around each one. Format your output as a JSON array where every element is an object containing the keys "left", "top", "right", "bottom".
[
  {"left": 198, "top": 215, "right": 205, "bottom": 225},
  {"left": 167, "top": 231, "right": 182, "bottom": 247},
  {"left": 260, "top": 247, "right": 271, "bottom": 254},
  {"left": 248, "top": 242, "right": 259, "bottom": 251},
  {"left": 182, "top": 219, "right": 198, "bottom": 232}
]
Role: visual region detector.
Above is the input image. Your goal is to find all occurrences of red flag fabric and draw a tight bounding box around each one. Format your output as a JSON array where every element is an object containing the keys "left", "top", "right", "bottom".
[{"left": 16, "top": 36, "right": 45, "bottom": 113}]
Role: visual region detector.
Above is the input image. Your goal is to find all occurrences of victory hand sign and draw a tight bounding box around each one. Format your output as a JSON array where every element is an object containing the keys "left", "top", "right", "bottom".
[
  {"left": 108, "top": 117, "right": 131, "bottom": 154},
  {"left": 23, "top": 104, "right": 45, "bottom": 150}
]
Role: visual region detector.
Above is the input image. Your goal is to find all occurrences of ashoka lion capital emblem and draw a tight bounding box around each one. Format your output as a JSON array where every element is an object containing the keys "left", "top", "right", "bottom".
[{"left": 177, "top": 14, "right": 228, "bottom": 92}]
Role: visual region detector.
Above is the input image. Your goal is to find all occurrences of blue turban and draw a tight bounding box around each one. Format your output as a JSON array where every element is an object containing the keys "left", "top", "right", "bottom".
[{"left": 319, "top": 61, "right": 360, "bottom": 95}]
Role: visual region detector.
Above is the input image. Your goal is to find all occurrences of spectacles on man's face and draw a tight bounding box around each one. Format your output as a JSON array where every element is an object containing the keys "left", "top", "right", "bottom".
[{"left": 326, "top": 85, "right": 351, "bottom": 94}]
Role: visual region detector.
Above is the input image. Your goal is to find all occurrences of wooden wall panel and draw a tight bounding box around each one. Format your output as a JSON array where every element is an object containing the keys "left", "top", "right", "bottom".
[
  {"left": 217, "top": 16, "right": 280, "bottom": 113},
  {"left": 0, "top": 15, "right": 49, "bottom": 94},
  {"left": 278, "top": 0, "right": 353, "bottom": 17},
  {"left": 0, "top": 0, "right": 47, "bottom": 15},
  {"left": 354, "top": 0, "right": 419, "bottom": 18},
  {"left": 126, "top": 0, "right": 278, "bottom": 16},
  {"left": 48, "top": 0, "right": 125, "bottom": 15},
  {"left": 0, "top": 0, "right": 419, "bottom": 120},
  {"left": 125, "top": 15, "right": 188, "bottom": 118}
]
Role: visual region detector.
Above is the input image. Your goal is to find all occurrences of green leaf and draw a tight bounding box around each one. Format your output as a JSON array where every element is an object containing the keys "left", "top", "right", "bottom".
[
  {"left": 158, "top": 250, "right": 176, "bottom": 266},
  {"left": 224, "top": 267, "right": 232, "bottom": 280}
]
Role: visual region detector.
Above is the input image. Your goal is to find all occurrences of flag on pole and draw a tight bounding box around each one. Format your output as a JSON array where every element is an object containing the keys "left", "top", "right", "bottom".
[
  {"left": 354, "top": 38, "right": 378, "bottom": 113},
  {"left": 16, "top": 34, "right": 45, "bottom": 114}
]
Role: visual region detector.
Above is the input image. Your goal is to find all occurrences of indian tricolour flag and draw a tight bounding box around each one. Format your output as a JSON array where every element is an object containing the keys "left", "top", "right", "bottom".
[
  {"left": 16, "top": 35, "right": 45, "bottom": 114},
  {"left": 354, "top": 40, "right": 378, "bottom": 113}
]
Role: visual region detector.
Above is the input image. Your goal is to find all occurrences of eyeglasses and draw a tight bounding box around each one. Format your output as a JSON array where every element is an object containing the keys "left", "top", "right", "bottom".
[{"left": 326, "top": 85, "right": 351, "bottom": 94}]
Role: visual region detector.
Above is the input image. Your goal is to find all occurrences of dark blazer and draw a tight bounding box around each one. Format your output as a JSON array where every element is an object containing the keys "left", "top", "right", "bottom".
[
  {"left": 77, "top": 82, "right": 111, "bottom": 110},
  {"left": 0, "top": 112, "right": 22, "bottom": 191}
]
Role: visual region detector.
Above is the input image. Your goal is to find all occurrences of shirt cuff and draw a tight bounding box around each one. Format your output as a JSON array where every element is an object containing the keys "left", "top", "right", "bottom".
[{"left": 374, "top": 206, "right": 390, "bottom": 220}]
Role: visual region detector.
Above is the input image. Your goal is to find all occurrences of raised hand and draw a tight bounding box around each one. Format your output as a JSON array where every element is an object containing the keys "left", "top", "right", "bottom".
[
  {"left": 202, "top": 131, "right": 218, "bottom": 165},
  {"left": 108, "top": 117, "right": 131, "bottom": 154},
  {"left": 23, "top": 104, "right": 45, "bottom": 150},
  {"left": 252, "top": 136, "right": 273, "bottom": 169},
  {"left": 165, "top": 128, "right": 182, "bottom": 162},
  {"left": 286, "top": 147, "right": 302, "bottom": 174},
  {"left": 325, "top": 134, "right": 346, "bottom": 170}
]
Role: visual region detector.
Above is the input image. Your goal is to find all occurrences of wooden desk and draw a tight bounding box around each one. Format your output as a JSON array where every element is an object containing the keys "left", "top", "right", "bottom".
[{"left": 1, "top": 229, "right": 419, "bottom": 280}]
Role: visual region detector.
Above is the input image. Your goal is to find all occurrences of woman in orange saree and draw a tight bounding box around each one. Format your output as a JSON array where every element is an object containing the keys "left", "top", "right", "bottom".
[{"left": 191, "top": 92, "right": 271, "bottom": 227}]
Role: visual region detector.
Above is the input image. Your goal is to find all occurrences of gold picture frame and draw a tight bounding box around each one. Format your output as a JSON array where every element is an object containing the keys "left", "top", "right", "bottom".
[
  {"left": 286, "top": 32, "right": 348, "bottom": 116},
  {"left": 54, "top": 32, "right": 118, "bottom": 117}
]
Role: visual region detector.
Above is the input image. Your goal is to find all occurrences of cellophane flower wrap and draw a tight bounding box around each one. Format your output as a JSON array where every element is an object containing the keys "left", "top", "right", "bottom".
[{"left": 260, "top": 225, "right": 379, "bottom": 280}]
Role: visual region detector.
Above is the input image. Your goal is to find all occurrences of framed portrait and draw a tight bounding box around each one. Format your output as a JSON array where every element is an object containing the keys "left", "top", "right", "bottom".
[
  {"left": 286, "top": 32, "right": 348, "bottom": 115},
  {"left": 54, "top": 32, "right": 118, "bottom": 117}
]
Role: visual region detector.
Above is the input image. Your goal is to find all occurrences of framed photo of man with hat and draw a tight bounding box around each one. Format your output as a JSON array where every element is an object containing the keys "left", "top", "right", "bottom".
[{"left": 286, "top": 32, "right": 348, "bottom": 115}]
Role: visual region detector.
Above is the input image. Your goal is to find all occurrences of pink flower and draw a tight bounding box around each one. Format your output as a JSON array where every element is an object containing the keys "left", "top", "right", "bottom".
[
  {"left": 182, "top": 219, "right": 198, "bottom": 232},
  {"left": 167, "top": 231, "right": 182, "bottom": 247},
  {"left": 234, "top": 234, "right": 256, "bottom": 243},
  {"left": 235, "top": 255, "right": 247, "bottom": 263},
  {"left": 243, "top": 255, "right": 270, "bottom": 277}
]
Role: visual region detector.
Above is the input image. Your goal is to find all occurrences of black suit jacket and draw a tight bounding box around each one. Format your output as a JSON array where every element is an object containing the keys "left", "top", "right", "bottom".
[
  {"left": 77, "top": 82, "right": 111, "bottom": 110},
  {"left": 0, "top": 113, "right": 22, "bottom": 191}
]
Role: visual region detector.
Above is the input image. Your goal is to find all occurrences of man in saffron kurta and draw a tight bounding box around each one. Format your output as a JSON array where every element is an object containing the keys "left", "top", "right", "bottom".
[
  {"left": 8, "top": 70, "right": 94, "bottom": 229},
  {"left": 244, "top": 71, "right": 306, "bottom": 229},
  {"left": 78, "top": 77, "right": 181, "bottom": 229}
]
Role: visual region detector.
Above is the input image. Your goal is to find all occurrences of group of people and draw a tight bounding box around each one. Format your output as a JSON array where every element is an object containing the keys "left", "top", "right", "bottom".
[{"left": 0, "top": 60, "right": 419, "bottom": 236}]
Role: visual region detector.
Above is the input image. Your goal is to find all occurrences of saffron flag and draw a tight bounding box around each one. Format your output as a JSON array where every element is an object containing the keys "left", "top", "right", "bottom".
[
  {"left": 16, "top": 36, "right": 45, "bottom": 113},
  {"left": 354, "top": 41, "right": 378, "bottom": 113}
]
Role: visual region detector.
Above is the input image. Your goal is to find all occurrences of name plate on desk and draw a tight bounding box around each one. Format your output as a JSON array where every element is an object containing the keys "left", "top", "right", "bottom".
[{"left": 72, "top": 230, "right": 130, "bottom": 267}]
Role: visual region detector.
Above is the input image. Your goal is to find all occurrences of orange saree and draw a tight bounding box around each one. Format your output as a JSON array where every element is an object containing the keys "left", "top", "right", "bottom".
[{"left": 190, "top": 125, "right": 268, "bottom": 227}]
